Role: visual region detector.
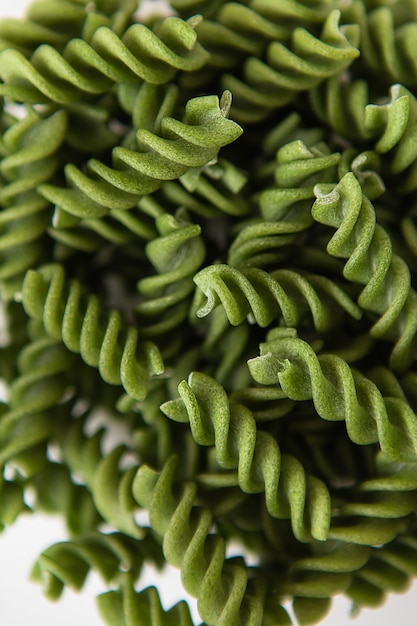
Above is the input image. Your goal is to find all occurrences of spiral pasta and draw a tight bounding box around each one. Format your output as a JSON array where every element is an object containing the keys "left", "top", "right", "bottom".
[
  {"left": 0, "top": 14, "right": 209, "bottom": 104},
  {"left": 341, "top": 0, "right": 417, "bottom": 88},
  {"left": 227, "top": 140, "right": 341, "bottom": 268},
  {"left": 192, "top": 264, "right": 362, "bottom": 331},
  {"left": 0, "top": 0, "right": 139, "bottom": 56},
  {"left": 21, "top": 263, "right": 164, "bottom": 401},
  {"left": 39, "top": 91, "right": 242, "bottom": 220},
  {"left": 32, "top": 530, "right": 163, "bottom": 600},
  {"left": 0, "top": 336, "right": 75, "bottom": 469},
  {"left": 312, "top": 172, "right": 417, "bottom": 371},
  {"left": 0, "top": 108, "right": 67, "bottom": 298},
  {"left": 310, "top": 78, "right": 417, "bottom": 193},
  {"left": 184, "top": 0, "right": 334, "bottom": 74},
  {"left": 97, "top": 575, "right": 195, "bottom": 626},
  {"left": 248, "top": 331, "right": 417, "bottom": 461},
  {"left": 0, "top": 1, "right": 88, "bottom": 55},
  {"left": 346, "top": 532, "right": 417, "bottom": 611},
  {"left": 136, "top": 210, "right": 205, "bottom": 339},
  {"left": 132, "top": 456, "right": 280, "bottom": 626},
  {"left": 4, "top": 0, "right": 417, "bottom": 625},
  {"left": 161, "top": 371, "right": 331, "bottom": 542},
  {"left": 222, "top": 10, "right": 360, "bottom": 122}
]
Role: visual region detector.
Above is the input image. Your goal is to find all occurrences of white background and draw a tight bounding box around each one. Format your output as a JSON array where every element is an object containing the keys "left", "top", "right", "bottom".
[{"left": 0, "top": 0, "right": 416, "bottom": 624}]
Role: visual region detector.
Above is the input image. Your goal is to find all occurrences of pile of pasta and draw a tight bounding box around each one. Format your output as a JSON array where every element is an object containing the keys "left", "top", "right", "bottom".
[{"left": 1, "top": 0, "right": 417, "bottom": 624}]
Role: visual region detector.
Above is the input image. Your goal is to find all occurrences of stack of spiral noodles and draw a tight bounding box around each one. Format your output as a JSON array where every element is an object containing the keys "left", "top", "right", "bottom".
[{"left": 3, "top": 0, "right": 417, "bottom": 624}]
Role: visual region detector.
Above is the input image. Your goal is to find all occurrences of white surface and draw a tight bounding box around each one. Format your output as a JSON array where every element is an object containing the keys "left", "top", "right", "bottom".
[
  {"left": 1, "top": 514, "right": 104, "bottom": 626},
  {"left": 1, "top": 513, "right": 199, "bottom": 626},
  {"left": 0, "top": 0, "right": 30, "bottom": 18},
  {"left": 1, "top": 1, "right": 417, "bottom": 625}
]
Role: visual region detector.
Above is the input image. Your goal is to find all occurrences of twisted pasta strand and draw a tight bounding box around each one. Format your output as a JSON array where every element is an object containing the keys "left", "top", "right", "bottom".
[
  {"left": 97, "top": 574, "right": 195, "bottom": 626},
  {"left": 310, "top": 79, "right": 417, "bottom": 193},
  {"left": 0, "top": 108, "right": 67, "bottom": 298},
  {"left": 0, "top": 0, "right": 88, "bottom": 55},
  {"left": 39, "top": 91, "right": 242, "bottom": 219},
  {"left": 227, "top": 140, "right": 341, "bottom": 268},
  {"left": 222, "top": 10, "right": 360, "bottom": 122},
  {"left": 0, "top": 15, "right": 209, "bottom": 104},
  {"left": 312, "top": 172, "right": 417, "bottom": 371},
  {"left": 21, "top": 264, "right": 164, "bottom": 401},
  {"left": 50, "top": 81, "right": 179, "bottom": 250},
  {"left": 248, "top": 333, "right": 417, "bottom": 461},
  {"left": 341, "top": 0, "right": 417, "bottom": 87},
  {"left": 136, "top": 210, "right": 205, "bottom": 339},
  {"left": 0, "top": 0, "right": 138, "bottom": 56},
  {"left": 346, "top": 533, "right": 417, "bottom": 612},
  {"left": 161, "top": 371, "right": 331, "bottom": 542},
  {"left": 27, "top": 457, "right": 103, "bottom": 535},
  {"left": 132, "top": 456, "right": 275, "bottom": 626},
  {"left": 31, "top": 531, "right": 162, "bottom": 600},
  {"left": 0, "top": 336, "right": 75, "bottom": 468},
  {"left": 185, "top": 0, "right": 333, "bottom": 76},
  {"left": 192, "top": 264, "right": 362, "bottom": 332}
]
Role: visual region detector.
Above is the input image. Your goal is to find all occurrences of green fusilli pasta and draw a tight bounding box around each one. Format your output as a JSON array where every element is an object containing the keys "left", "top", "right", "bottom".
[{"left": 3, "top": 0, "right": 417, "bottom": 625}]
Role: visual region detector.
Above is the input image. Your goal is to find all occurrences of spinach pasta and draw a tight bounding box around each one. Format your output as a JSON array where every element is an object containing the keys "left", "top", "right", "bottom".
[{"left": 3, "top": 0, "right": 417, "bottom": 625}]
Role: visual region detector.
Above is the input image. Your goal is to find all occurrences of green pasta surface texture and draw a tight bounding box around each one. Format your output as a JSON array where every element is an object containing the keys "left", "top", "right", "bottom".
[{"left": 2, "top": 0, "right": 417, "bottom": 624}]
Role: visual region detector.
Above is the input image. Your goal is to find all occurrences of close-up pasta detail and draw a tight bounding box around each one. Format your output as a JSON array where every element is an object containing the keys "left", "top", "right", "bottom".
[{"left": 3, "top": 0, "right": 417, "bottom": 625}]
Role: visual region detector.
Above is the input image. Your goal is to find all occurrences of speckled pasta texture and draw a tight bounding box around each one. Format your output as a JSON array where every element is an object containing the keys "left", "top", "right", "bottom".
[{"left": 2, "top": 0, "right": 417, "bottom": 625}]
